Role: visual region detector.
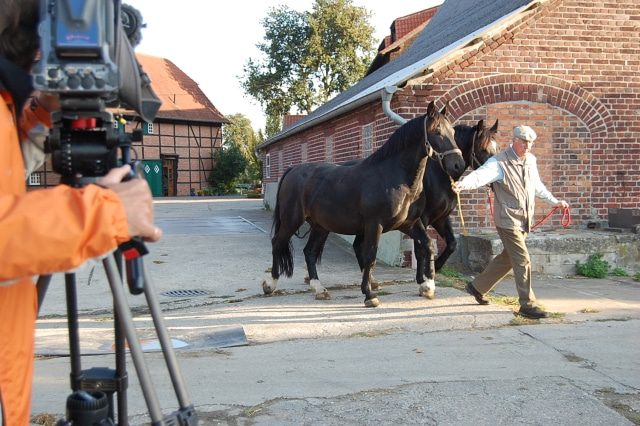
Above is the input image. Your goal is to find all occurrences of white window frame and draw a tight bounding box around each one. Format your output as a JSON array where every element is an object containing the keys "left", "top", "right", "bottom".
[
  {"left": 362, "top": 124, "right": 373, "bottom": 158},
  {"left": 301, "top": 142, "right": 308, "bottom": 163},
  {"left": 265, "top": 153, "right": 271, "bottom": 179},
  {"left": 325, "top": 136, "right": 333, "bottom": 162},
  {"left": 28, "top": 173, "right": 41, "bottom": 186},
  {"left": 147, "top": 122, "right": 154, "bottom": 134}
]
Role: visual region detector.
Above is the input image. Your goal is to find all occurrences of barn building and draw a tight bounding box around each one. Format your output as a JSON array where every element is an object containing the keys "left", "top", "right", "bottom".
[
  {"left": 257, "top": 0, "right": 640, "bottom": 268},
  {"left": 30, "top": 53, "right": 227, "bottom": 197}
]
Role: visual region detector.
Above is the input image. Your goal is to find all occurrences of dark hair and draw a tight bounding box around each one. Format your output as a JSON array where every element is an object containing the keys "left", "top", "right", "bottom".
[{"left": 0, "top": 0, "right": 40, "bottom": 70}]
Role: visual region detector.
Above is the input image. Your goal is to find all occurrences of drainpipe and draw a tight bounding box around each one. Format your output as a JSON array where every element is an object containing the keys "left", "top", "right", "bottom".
[{"left": 381, "top": 86, "right": 407, "bottom": 125}]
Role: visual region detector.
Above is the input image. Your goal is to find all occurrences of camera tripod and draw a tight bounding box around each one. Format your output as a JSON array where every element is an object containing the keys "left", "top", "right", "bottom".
[{"left": 37, "top": 228, "right": 197, "bottom": 425}]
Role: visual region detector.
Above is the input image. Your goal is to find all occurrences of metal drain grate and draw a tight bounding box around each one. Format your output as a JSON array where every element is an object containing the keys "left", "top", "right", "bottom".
[{"left": 161, "top": 289, "right": 210, "bottom": 298}]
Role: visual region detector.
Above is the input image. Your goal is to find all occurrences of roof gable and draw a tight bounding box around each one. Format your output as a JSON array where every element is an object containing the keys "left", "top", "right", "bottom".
[{"left": 136, "top": 53, "right": 227, "bottom": 123}]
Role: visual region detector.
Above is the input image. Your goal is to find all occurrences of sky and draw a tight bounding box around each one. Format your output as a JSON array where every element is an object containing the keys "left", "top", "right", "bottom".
[{"left": 124, "top": 0, "right": 443, "bottom": 131}]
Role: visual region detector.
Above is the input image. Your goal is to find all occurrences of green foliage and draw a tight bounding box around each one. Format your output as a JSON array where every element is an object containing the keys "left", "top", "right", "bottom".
[
  {"left": 609, "top": 267, "right": 629, "bottom": 277},
  {"left": 208, "top": 143, "right": 248, "bottom": 194},
  {"left": 576, "top": 254, "right": 610, "bottom": 278},
  {"left": 634, "top": 272, "right": 640, "bottom": 282},
  {"left": 223, "top": 114, "right": 262, "bottom": 183},
  {"left": 242, "top": 0, "right": 375, "bottom": 136}
]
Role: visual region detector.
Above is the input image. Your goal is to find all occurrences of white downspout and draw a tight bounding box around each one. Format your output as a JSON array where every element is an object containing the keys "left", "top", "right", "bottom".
[{"left": 381, "top": 86, "right": 407, "bottom": 125}]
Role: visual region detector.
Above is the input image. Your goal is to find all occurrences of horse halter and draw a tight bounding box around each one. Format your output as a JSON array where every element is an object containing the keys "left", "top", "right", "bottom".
[
  {"left": 470, "top": 130, "right": 483, "bottom": 169},
  {"left": 423, "top": 115, "right": 462, "bottom": 170}
]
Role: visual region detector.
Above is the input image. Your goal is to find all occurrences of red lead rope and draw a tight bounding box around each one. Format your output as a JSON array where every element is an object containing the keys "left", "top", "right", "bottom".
[{"left": 487, "top": 191, "right": 571, "bottom": 230}]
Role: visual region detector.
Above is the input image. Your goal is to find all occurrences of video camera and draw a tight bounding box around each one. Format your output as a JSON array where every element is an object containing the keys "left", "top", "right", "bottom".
[{"left": 32, "top": 0, "right": 161, "bottom": 182}]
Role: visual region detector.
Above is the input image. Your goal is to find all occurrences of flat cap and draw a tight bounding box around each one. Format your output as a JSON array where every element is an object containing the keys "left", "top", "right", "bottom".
[{"left": 513, "top": 125, "right": 537, "bottom": 142}]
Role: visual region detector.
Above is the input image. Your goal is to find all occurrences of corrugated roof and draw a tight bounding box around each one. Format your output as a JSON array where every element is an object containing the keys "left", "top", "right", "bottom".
[
  {"left": 260, "top": 0, "right": 537, "bottom": 150},
  {"left": 136, "top": 53, "right": 227, "bottom": 123}
]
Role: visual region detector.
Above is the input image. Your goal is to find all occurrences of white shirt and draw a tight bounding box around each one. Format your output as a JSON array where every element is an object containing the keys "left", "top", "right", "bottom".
[{"left": 457, "top": 146, "right": 559, "bottom": 205}]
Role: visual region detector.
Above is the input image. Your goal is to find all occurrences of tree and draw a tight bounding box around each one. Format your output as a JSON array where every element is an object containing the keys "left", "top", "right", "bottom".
[
  {"left": 242, "top": 0, "right": 375, "bottom": 137},
  {"left": 223, "top": 114, "right": 262, "bottom": 183},
  {"left": 209, "top": 143, "right": 247, "bottom": 195}
]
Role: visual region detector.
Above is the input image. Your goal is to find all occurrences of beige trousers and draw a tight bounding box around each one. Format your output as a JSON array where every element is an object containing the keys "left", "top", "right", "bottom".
[{"left": 472, "top": 227, "right": 537, "bottom": 309}]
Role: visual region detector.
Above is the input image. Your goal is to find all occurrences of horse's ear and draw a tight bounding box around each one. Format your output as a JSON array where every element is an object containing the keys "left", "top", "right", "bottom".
[
  {"left": 440, "top": 101, "right": 449, "bottom": 116},
  {"left": 477, "top": 119, "right": 485, "bottom": 130},
  {"left": 427, "top": 101, "right": 436, "bottom": 117},
  {"left": 491, "top": 119, "right": 499, "bottom": 132}
]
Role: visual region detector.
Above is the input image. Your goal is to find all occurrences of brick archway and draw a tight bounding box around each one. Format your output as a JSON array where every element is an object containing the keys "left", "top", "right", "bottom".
[{"left": 436, "top": 74, "right": 614, "bottom": 139}]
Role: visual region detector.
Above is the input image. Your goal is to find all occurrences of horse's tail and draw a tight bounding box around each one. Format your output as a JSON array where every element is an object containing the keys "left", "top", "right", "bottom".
[
  {"left": 271, "top": 167, "right": 295, "bottom": 277},
  {"left": 271, "top": 166, "right": 294, "bottom": 236}
]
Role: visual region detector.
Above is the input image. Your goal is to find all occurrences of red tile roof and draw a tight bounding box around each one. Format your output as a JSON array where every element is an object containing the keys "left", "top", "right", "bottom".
[{"left": 135, "top": 53, "right": 227, "bottom": 123}]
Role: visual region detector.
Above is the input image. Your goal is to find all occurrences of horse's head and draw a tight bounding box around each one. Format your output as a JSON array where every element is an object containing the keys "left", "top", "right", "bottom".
[
  {"left": 425, "top": 101, "right": 465, "bottom": 180},
  {"left": 470, "top": 119, "right": 499, "bottom": 170}
]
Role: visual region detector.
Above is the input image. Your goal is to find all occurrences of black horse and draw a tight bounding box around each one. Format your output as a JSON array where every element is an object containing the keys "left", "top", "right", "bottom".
[
  {"left": 351, "top": 119, "right": 498, "bottom": 298},
  {"left": 262, "top": 101, "right": 465, "bottom": 307},
  {"left": 412, "top": 119, "right": 499, "bottom": 298}
]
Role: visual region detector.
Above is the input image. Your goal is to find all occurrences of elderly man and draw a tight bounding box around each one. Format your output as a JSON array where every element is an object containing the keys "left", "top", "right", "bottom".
[{"left": 452, "top": 125, "right": 569, "bottom": 319}]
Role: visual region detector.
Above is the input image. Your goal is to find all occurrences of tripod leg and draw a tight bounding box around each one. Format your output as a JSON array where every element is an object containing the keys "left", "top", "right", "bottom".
[
  {"left": 142, "top": 263, "right": 192, "bottom": 409},
  {"left": 102, "top": 255, "right": 164, "bottom": 423},
  {"left": 114, "top": 254, "right": 128, "bottom": 425},
  {"left": 65, "top": 274, "right": 83, "bottom": 389}
]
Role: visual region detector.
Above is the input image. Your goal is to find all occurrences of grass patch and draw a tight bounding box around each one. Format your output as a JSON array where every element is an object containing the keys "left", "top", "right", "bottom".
[
  {"left": 439, "top": 265, "right": 465, "bottom": 278},
  {"left": 31, "top": 414, "right": 56, "bottom": 426},
  {"left": 509, "top": 316, "right": 538, "bottom": 326},
  {"left": 487, "top": 294, "right": 519, "bottom": 306},
  {"left": 634, "top": 272, "right": 640, "bottom": 282},
  {"left": 580, "top": 307, "right": 599, "bottom": 314},
  {"left": 549, "top": 312, "right": 565, "bottom": 319}
]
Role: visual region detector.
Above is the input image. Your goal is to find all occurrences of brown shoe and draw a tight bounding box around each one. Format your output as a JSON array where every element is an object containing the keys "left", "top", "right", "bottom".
[
  {"left": 518, "top": 306, "right": 549, "bottom": 319},
  {"left": 465, "top": 282, "right": 489, "bottom": 305}
]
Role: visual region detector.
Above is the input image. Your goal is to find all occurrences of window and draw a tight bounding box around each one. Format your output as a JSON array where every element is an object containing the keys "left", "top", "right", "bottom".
[
  {"left": 265, "top": 154, "right": 271, "bottom": 179},
  {"left": 301, "top": 143, "right": 308, "bottom": 163},
  {"left": 325, "top": 136, "right": 333, "bottom": 162},
  {"left": 362, "top": 124, "right": 373, "bottom": 158},
  {"left": 143, "top": 122, "right": 154, "bottom": 134},
  {"left": 113, "top": 120, "right": 120, "bottom": 129},
  {"left": 28, "top": 173, "right": 41, "bottom": 186}
]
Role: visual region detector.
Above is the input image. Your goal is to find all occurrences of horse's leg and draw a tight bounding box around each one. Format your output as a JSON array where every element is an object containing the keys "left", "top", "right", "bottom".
[
  {"left": 304, "top": 227, "right": 331, "bottom": 300},
  {"left": 406, "top": 222, "right": 435, "bottom": 299},
  {"left": 433, "top": 217, "right": 457, "bottom": 272},
  {"left": 360, "top": 224, "right": 382, "bottom": 308},
  {"left": 353, "top": 234, "right": 379, "bottom": 290}
]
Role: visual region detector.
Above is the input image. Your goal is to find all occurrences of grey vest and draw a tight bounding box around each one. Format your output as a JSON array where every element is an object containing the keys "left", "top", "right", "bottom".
[{"left": 492, "top": 148, "right": 537, "bottom": 232}]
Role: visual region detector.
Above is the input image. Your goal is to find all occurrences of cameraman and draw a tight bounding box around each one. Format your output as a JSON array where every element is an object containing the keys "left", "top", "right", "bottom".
[{"left": 0, "top": 0, "right": 162, "bottom": 423}]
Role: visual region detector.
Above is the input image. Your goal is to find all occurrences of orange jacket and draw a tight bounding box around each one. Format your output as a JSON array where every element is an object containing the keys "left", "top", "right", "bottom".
[{"left": 0, "top": 89, "right": 130, "bottom": 424}]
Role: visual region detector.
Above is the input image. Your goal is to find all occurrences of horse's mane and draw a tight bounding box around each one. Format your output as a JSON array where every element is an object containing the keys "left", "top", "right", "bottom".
[
  {"left": 364, "top": 114, "right": 433, "bottom": 164},
  {"left": 454, "top": 124, "right": 475, "bottom": 157}
]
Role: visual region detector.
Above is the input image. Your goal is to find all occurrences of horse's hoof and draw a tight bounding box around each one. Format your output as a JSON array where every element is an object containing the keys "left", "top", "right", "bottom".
[
  {"left": 364, "top": 297, "right": 380, "bottom": 308},
  {"left": 420, "top": 288, "right": 435, "bottom": 299},
  {"left": 315, "top": 290, "right": 331, "bottom": 300},
  {"left": 262, "top": 280, "right": 274, "bottom": 295}
]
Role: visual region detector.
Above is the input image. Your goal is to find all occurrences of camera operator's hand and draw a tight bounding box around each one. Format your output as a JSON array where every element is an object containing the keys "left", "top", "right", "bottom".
[{"left": 98, "top": 165, "right": 163, "bottom": 242}]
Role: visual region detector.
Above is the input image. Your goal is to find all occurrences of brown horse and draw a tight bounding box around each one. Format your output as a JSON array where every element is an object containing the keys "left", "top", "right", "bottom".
[{"left": 262, "top": 101, "right": 464, "bottom": 307}]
